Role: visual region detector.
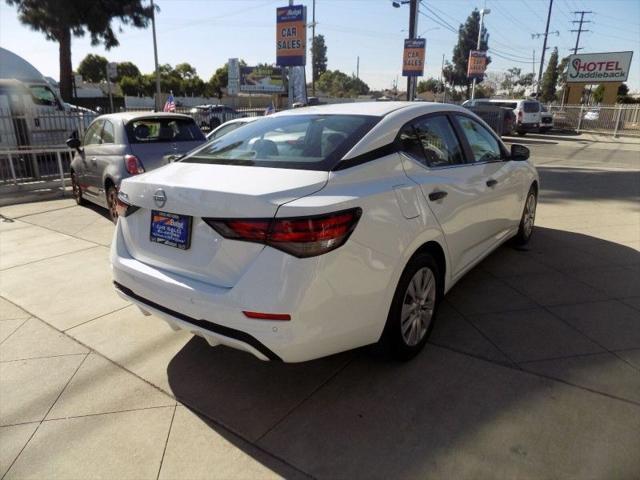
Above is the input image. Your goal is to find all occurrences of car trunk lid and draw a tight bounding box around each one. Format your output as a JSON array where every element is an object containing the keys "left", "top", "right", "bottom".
[{"left": 118, "top": 162, "right": 329, "bottom": 287}]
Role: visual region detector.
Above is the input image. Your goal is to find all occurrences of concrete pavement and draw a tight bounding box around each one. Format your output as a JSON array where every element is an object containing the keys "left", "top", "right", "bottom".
[{"left": 0, "top": 135, "right": 639, "bottom": 479}]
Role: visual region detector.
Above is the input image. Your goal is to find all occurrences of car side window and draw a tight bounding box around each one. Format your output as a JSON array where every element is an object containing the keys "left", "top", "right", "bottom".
[
  {"left": 398, "top": 115, "right": 463, "bottom": 168},
  {"left": 101, "top": 120, "right": 115, "bottom": 144},
  {"left": 455, "top": 116, "right": 502, "bottom": 163},
  {"left": 83, "top": 120, "right": 103, "bottom": 146},
  {"left": 211, "top": 122, "right": 243, "bottom": 140}
]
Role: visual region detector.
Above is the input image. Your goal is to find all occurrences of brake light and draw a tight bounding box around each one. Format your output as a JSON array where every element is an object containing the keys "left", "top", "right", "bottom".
[
  {"left": 517, "top": 110, "right": 523, "bottom": 120},
  {"left": 115, "top": 191, "right": 139, "bottom": 218},
  {"left": 243, "top": 311, "right": 291, "bottom": 321},
  {"left": 204, "top": 208, "right": 362, "bottom": 258},
  {"left": 124, "top": 155, "right": 145, "bottom": 175}
]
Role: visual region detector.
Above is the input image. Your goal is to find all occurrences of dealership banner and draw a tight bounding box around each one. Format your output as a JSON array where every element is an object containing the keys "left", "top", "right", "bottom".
[
  {"left": 276, "top": 4, "right": 306, "bottom": 66},
  {"left": 567, "top": 51, "right": 633, "bottom": 83},
  {"left": 467, "top": 50, "right": 487, "bottom": 79},
  {"left": 402, "top": 38, "right": 426, "bottom": 77},
  {"left": 240, "top": 66, "right": 285, "bottom": 93}
]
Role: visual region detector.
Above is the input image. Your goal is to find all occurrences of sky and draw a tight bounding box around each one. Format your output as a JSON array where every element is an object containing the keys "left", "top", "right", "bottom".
[{"left": 1, "top": 0, "right": 639, "bottom": 92}]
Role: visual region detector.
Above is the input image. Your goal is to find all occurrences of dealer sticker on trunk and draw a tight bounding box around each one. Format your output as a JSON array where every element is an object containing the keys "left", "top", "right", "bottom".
[{"left": 150, "top": 211, "right": 192, "bottom": 250}]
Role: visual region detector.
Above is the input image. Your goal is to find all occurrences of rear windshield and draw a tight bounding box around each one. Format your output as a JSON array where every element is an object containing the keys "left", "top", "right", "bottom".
[
  {"left": 183, "top": 114, "right": 379, "bottom": 171},
  {"left": 523, "top": 101, "right": 540, "bottom": 113},
  {"left": 125, "top": 117, "right": 205, "bottom": 144}
]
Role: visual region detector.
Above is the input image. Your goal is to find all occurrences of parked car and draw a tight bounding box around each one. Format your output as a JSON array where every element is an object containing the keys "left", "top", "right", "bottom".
[
  {"left": 583, "top": 108, "right": 600, "bottom": 122},
  {"left": 205, "top": 116, "right": 260, "bottom": 140},
  {"left": 540, "top": 104, "right": 554, "bottom": 133},
  {"left": 67, "top": 112, "right": 206, "bottom": 222},
  {"left": 462, "top": 100, "right": 515, "bottom": 136},
  {"left": 463, "top": 98, "right": 543, "bottom": 136},
  {"left": 189, "top": 104, "right": 243, "bottom": 130},
  {"left": 111, "top": 102, "right": 538, "bottom": 363}
]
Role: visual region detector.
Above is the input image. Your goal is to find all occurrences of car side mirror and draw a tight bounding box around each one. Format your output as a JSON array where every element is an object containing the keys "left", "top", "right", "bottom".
[
  {"left": 66, "top": 136, "right": 82, "bottom": 153},
  {"left": 510, "top": 144, "right": 529, "bottom": 161}
]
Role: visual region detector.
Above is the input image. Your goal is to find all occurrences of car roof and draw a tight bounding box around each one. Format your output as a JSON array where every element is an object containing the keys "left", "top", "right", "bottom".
[
  {"left": 271, "top": 101, "right": 430, "bottom": 118},
  {"left": 96, "top": 111, "right": 194, "bottom": 122}
]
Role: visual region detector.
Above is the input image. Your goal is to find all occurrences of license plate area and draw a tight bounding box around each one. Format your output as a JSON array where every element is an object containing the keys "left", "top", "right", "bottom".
[{"left": 150, "top": 210, "right": 192, "bottom": 250}]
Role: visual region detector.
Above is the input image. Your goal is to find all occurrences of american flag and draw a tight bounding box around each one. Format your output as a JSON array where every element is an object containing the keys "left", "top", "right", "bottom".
[{"left": 163, "top": 93, "right": 176, "bottom": 112}]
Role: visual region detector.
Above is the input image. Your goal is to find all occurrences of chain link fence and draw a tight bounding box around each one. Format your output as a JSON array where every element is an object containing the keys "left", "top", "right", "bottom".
[{"left": 547, "top": 104, "right": 640, "bottom": 137}]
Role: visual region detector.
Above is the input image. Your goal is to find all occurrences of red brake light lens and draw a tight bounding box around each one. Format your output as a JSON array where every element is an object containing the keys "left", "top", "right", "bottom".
[
  {"left": 115, "top": 192, "right": 139, "bottom": 218},
  {"left": 124, "top": 155, "right": 145, "bottom": 175},
  {"left": 204, "top": 208, "right": 362, "bottom": 258}
]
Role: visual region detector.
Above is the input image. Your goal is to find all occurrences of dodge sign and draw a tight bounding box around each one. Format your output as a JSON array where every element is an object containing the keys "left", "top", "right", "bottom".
[{"left": 567, "top": 51, "right": 633, "bottom": 83}]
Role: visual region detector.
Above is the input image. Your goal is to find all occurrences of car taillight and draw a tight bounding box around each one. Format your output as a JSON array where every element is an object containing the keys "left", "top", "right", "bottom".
[
  {"left": 115, "top": 191, "right": 139, "bottom": 218},
  {"left": 517, "top": 110, "right": 523, "bottom": 120},
  {"left": 204, "top": 208, "right": 362, "bottom": 258},
  {"left": 124, "top": 155, "right": 145, "bottom": 175}
]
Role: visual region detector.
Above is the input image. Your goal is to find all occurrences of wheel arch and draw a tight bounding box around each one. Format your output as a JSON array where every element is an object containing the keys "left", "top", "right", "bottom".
[{"left": 410, "top": 240, "right": 447, "bottom": 297}]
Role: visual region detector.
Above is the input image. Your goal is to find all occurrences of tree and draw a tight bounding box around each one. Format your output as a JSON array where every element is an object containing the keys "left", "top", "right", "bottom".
[
  {"left": 175, "top": 63, "right": 197, "bottom": 81},
  {"left": 417, "top": 78, "right": 441, "bottom": 94},
  {"left": 6, "top": 0, "right": 153, "bottom": 101},
  {"left": 77, "top": 54, "right": 108, "bottom": 82},
  {"left": 540, "top": 47, "right": 559, "bottom": 102},
  {"left": 449, "top": 9, "right": 491, "bottom": 94},
  {"left": 311, "top": 34, "right": 327, "bottom": 84},
  {"left": 116, "top": 61, "right": 141, "bottom": 81},
  {"left": 316, "top": 70, "right": 369, "bottom": 97}
]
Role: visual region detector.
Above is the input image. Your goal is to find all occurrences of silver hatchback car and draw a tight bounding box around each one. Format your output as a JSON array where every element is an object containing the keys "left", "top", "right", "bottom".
[{"left": 67, "top": 112, "right": 206, "bottom": 222}]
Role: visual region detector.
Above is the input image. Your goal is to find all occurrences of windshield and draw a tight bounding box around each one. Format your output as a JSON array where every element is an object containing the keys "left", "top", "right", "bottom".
[
  {"left": 125, "top": 117, "right": 205, "bottom": 144},
  {"left": 29, "top": 85, "right": 59, "bottom": 107},
  {"left": 183, "top": 114, "right": 379, "bottom": 171}
]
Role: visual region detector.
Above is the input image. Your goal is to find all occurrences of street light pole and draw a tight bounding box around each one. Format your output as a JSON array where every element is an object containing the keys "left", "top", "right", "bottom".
[
  {"left": 470, "top": 8, "right": 489, "bottom": 100},
  {"left": 150, "top": 0, "right": 161, "bottom": 111}
]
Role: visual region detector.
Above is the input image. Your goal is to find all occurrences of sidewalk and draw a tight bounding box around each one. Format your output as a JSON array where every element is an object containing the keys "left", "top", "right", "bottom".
[{"left": 1, "top": 147, "right": 639, "bottom": 478}]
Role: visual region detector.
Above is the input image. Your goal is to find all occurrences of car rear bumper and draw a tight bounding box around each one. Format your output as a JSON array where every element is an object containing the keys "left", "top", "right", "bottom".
[
  {"left": 516, "top": 122, "right": 540, "bottom": 132},
  {"left": 110, "top": 221, "right": 395, "bottom": 362}
]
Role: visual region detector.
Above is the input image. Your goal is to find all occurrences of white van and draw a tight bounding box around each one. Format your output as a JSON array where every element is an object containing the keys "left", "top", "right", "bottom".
[
  {"left": 463, "top": 98, "right": 543, "bottom": 136},
  {"left": 0, "top": 47, "right": 86, "bottom": 148}
]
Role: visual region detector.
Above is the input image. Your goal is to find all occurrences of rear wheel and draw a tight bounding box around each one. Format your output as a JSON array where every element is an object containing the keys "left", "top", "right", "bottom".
[
  {"left": 70, "top": 171, "right": 86, "bottom": 206},
  {"left": 380, "top": 253, "right": 441, "bottom": 360},
  {"left": 517, "top": 130, "right": 527, "bottom": 136},
  {"left": 106, "top": 185, "right": 119, "bottom": 224},
  {"left": 514, "top": 186, "right": 537, "bottom": 245}
]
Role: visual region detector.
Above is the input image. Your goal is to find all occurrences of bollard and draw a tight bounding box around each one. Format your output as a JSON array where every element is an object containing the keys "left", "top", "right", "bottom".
[
  {"left": 56, "top": 151, "right": 65, "bottom": 197},
  {"left": 7, "top": 152, "right": 18, "bottom": 185}
]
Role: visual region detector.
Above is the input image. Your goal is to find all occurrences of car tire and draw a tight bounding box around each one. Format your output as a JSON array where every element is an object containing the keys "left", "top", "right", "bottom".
[
  {"left": 513, "top": 186, "right": 537, "bottom": 245},
  {"left": 209, "top": 118, "right": 221, "bottom": 130},
  {"left": 106, "top": 185, "right": 119, "bottom": 224},
  {"left": 380, "top": 252, "right": 441, "bottom": 361},
  {"left": 517, "top": 131, "right": 527, "bottom": 136},
  {"left": 70, "top": 171, "right": 86, "bottom": 206}
]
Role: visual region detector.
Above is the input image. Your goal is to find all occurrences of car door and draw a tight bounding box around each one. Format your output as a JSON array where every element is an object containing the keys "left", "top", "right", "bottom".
[
  {"left": 453, "top": 114, "right": 524, "bottom": 243},
  {"left": 91, "top": 119, "right": 117, "bottom": 200},
  {"left": 398, "top": 114, "right": 490, "bottom": 279},
  {"left": 79, "top": 119, "right": 104, "bottom": 198}
]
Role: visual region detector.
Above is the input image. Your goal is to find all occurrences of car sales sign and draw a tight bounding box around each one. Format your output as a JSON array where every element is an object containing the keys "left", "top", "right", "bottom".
[
  {"left": 402, "top": 39, "right": 426, "bottom": 77},
  {"left": 276, "top": 5, "right": 306, "bottom": 66},
  {"left": 467, "top": 50, "right": 487, "bottom": 79},
  {"left": 567, "top": 51, "right": 633, "bottom": 83}
]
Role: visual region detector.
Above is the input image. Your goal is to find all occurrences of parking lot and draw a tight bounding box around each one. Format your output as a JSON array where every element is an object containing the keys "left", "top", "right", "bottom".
[{"left": 1, "top": 132, "right": 639, "bottom": 479}]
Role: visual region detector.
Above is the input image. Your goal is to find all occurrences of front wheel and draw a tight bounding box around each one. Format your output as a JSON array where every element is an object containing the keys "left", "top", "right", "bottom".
[
  {"left": 106, "top": 185, "right": 119, "bottom": 224},
  {"left": 70, "top": 171, "right": 86, "bottom": 206},
  {"left": 380, "top": 253, "right": 441, "bottom": 360},
  {"left": 513, "top": 187, "right": 537, "bottom": 245}
]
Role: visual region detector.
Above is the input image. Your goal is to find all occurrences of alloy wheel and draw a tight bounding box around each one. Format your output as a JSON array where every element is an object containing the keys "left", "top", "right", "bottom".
[
  {"left": 523, "top": 193, "right": 536, "bottom": 238},
  {"left": 401, "top": 267, "right": 436, "bottom": 346},
  {"left": 108, "top": 188, "right": 118, "bottom": 222}
]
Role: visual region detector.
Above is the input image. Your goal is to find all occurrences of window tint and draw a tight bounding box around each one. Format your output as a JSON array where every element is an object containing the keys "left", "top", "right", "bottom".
[
  {"left": 456, "top": 116, "right": 502, "bottom": 163},
  {"left": 101, "top": 120, "right": 115, "bottom": 144},
  {"left": 397, "top": 124, "right": 424, "bottom": 160},
  {"left": 523, "top": 101, "right": 540, "bottom": 113},
  {"left": 125, "top": 118, "right": 205, "bottom": 144},
  {"left": 83, "top": 120, "right": 104, "bottom": 146},
  {"left": 399, "top": 116, "right": 463, "bottom": 167},
  {"left": 184, "top": 114, "right": 379, "bottom": 171}
]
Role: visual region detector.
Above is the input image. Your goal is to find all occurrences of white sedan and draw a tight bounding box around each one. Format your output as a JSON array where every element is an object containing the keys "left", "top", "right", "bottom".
[{"left": 111, "top": 102, "right": 538, "bottom": 362}]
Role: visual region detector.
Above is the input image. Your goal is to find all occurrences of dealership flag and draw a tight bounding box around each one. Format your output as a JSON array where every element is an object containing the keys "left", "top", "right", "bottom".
[{"left": 163, "top": 92, "right": 176, "bottom": 112}]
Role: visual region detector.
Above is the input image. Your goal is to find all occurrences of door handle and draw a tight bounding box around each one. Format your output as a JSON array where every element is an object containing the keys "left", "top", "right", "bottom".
[
  {"left": 486, "top": 179, "right": 498, "bottom": 187},
  {"left": 428, "top": 190, "right": 448, "bottom": 201}
]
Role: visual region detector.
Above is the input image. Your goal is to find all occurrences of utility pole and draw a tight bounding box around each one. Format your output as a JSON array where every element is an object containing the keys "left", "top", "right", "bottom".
[
  {"left": 356, "top": 56, "right": 360, "bottom": 79},
  {"left": 571, "top": 11, "right": 592, "bottom": 54},
  {"left": 532, "top": 50, "right": 536, "bottom": 76},
  {"left": 150, "top": 0, "right": 161, "bottom": 111},
  {"left": 311, "top": 0, "right": 316, "bottom": 96},
  {"left": 439, "top": 53, "right": 445, "bottom": 102},
  {"left": 407, "top": 0, "right": 419, "bottom": 101},
  {"left": 535, "top": 0, "right": 554, "bottom": 96}
]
